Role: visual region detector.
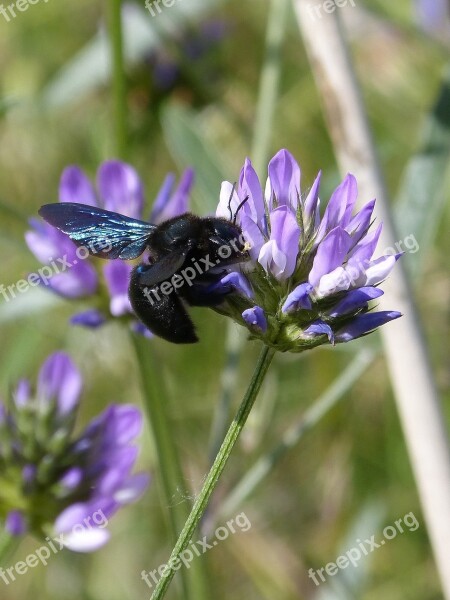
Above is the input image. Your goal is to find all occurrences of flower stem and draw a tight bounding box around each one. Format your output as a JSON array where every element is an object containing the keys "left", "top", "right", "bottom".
[
  {"left": 213, "top": 348, "right": 375, "bottom": 527},
  {"left": 208, "top": 0, "right": 288, "bottom": 465},
  {"left": 150, "top": 344, "right": 276, "bottom": 600},
  {"left": 108, "top": 0, "right": 127, "bottom": 158},
  {"left": 132, "top": 335, "right": 209, "bottom": 600}
]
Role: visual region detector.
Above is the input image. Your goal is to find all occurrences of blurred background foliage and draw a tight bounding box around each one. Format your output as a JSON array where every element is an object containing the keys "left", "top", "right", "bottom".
[{"left": 0, "top": 0, "right": 449, "bottom": 599}]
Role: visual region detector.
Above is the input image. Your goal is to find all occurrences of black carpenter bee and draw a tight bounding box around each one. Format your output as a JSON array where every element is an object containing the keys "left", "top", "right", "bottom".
[{"left": 38, "top": 201, "right": 249, "bottom": 343}]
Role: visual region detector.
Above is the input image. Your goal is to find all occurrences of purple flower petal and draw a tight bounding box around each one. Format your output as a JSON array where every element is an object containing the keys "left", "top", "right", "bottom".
[
  {"left": 346, "top": 199, "right": 376, "bottom": 246},
  {"left": 131, "top": 321, "right": 154, "bottom": 338},
  {"left": 347, "top": 223, "right": 382, "bottom": 267},
  {"left": 335, "top": 311, "right": 402, "bottom": 342},
  {"left": 70, "top": 309, "right": 106, "bottom": 328},
  {"left": 101, "top": 405, "right": 143, "bottom": 446},
  {"left": 242, "top": 306, "right": 267, "bottom": 333},
  {"left": 103, "top": 261, "right": 133, "bottom": 316},
  {"left": 210, "top": 272, "right": 253, "bottom": 299},
  {"left": 304, "top": 171, "right": 321, "bottom": 226},
  {"left": 316, "top": 174, "right": 358, "bottom": 242},
  {"left": 97, "top": 160, "right": 144, "bottom": 219},
  {"left": 415, "top": 0, "right": 449, "bottom": 33},
  {"left": 328, "top": 287, "right": 384, "bottom": 318},
  {"left": 47, "top": 263, "right": 98, "bottom": 299},
  {"left": 22, "top": 464, "right": 37, "bottom": 486},
  {"left": 258, "top": 206, "right": 300, "bottom": 280},
  {"left": 58, "top": 467, "right": 83, "bottom": 491},
  {"left": 239, "top": 158, "right": 266, "bottom": 230},
  {"left": 267, "top": 149, "right": 301, "bottom": 211},
  {"left": 304, "top": 320, "right": 335, "bottom": 344},
  {"left": 25, "top": 222, "right": 71, "bottom": 265},
  {"left": 258, "top": 240, "right": 286, "bottom": 279},
  {"left": 37, "top": 352, "right": 82, "bottom": 416},
  {"left": 149, "top": 173, "right": 176, "bottom": 222},
  {"left": 61, "top": 528, "right": 110, "bottom": 553},
  {"left": 240, "top": 215, "right": 265, "bottom": 261},
  {"left": 309, "top": 227, "right": 353, "bottom": 288},
  {"left": 26, "top": 220, "right": 99, "bottom": 299},
  {"left": 315, "top": 266, "right": 351, "bottom": 298},
  {"left": 216, "top": 181, "right": 240, "bottom": 220},
  {"left": 5, "top": 510, "right": 27, "bottom": 536},
  {"left": 282, "top": 282, "right": 313, "bottom": 313},
  {"left": 150, "top": 168, "right": 194, "bottom": 224},
  {"left": 113, "top": 472, "right": 150, "bottom": 504},
  {"left": 59, "top": 166, "right": 97, "bottom": 206},
  {"left": 362, "top": 253, "right": 401, "bottom": 287},
  {"left": 105, "top": 446, "right": 139, "bottom": 478},
  {"left": 14, "top": 379, "right": 31, "bottom": 408},
  {"left": 55, "top": 503, "right": 95, "bottom": 532}
]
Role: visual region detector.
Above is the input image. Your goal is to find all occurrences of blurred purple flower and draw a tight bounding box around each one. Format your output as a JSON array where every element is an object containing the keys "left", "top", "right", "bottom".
[
  {"left": 26, "top": 161, "right": 194, "bottom": 335},
  {"left": 414, "top": 0, "right": 450, "bottom": 36},
  {"left": 0, "top": 352, "right": 149, "bottom": 551},
  {"left": 148, "top": 19, "right": 229, "bottom": 91},
  {"left": 215, "top": 149, "right": 401, "bottom": 351}
]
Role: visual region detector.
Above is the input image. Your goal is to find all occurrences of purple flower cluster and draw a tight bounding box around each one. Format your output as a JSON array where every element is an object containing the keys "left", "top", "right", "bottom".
[
  {"left": 26, "top": 161, "right": 194, "bottom": 334},
  {"left": 215, "top": 149, "right": 401, "bottom": 351},
  {"left": 0, "top": 353, "right": 149, "bottom": 551}
]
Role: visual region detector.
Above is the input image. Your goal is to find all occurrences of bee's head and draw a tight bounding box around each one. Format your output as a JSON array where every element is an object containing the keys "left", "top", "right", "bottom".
[{"left": 205, "top": 218, "right": 250, "bottom": 265}]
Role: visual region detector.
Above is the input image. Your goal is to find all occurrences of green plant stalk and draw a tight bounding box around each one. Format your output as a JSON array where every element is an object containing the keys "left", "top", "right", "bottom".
[
  {"left": 208, "top": 0, "right": 288, "bottom": 464},
  {"left": 108, "top": 0, "right": 127, "bottom": 158},
  {"left": 150, "top": 344, "right": 276, "bottom": 600},
  {"left": 214, "top": 348, "right": 376, "bottom": 525},
  {"left": 132, "top": 335, "right": 209, "bottom": 600}
]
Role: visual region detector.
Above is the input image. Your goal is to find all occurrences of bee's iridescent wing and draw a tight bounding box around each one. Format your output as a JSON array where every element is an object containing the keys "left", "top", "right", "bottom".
[{"left": 39, "top": 202, "right": 156, "bottom": 260}]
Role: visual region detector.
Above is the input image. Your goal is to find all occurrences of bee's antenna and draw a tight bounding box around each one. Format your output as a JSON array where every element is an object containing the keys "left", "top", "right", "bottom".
[
  {"left": 227, "top": 182, "right": 237, "bottom": 221},
  {"left": 233, "top": 195, "right": 249, "bottom": 224}
]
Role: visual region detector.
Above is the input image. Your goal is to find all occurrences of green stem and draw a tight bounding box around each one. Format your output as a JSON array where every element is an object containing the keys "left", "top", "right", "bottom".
[
  {"left": 108, "top": 0, "right": 127, "bottom": 158},
  {"left": 131, "top": 335, "right": 209, "bottom": 600},
  {"left": 208, "top": 0, "right": 288, "bottom": 465},
  {"left": 214, "top": 348, "right": 376, "bottom": 525},
  {"left": 150, "top": 344, "right": 276, "bottom": 600}
]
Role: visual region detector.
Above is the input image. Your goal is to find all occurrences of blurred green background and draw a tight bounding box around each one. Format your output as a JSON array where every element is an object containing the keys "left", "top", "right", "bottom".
[{"left": 0, "top": 0, "right": 449, "bottom": 599}]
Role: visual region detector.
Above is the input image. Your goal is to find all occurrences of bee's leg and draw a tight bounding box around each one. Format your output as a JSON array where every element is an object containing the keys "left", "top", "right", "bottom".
[{"left": 129, "top": 266, "right": 198, "bottom": 344}]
